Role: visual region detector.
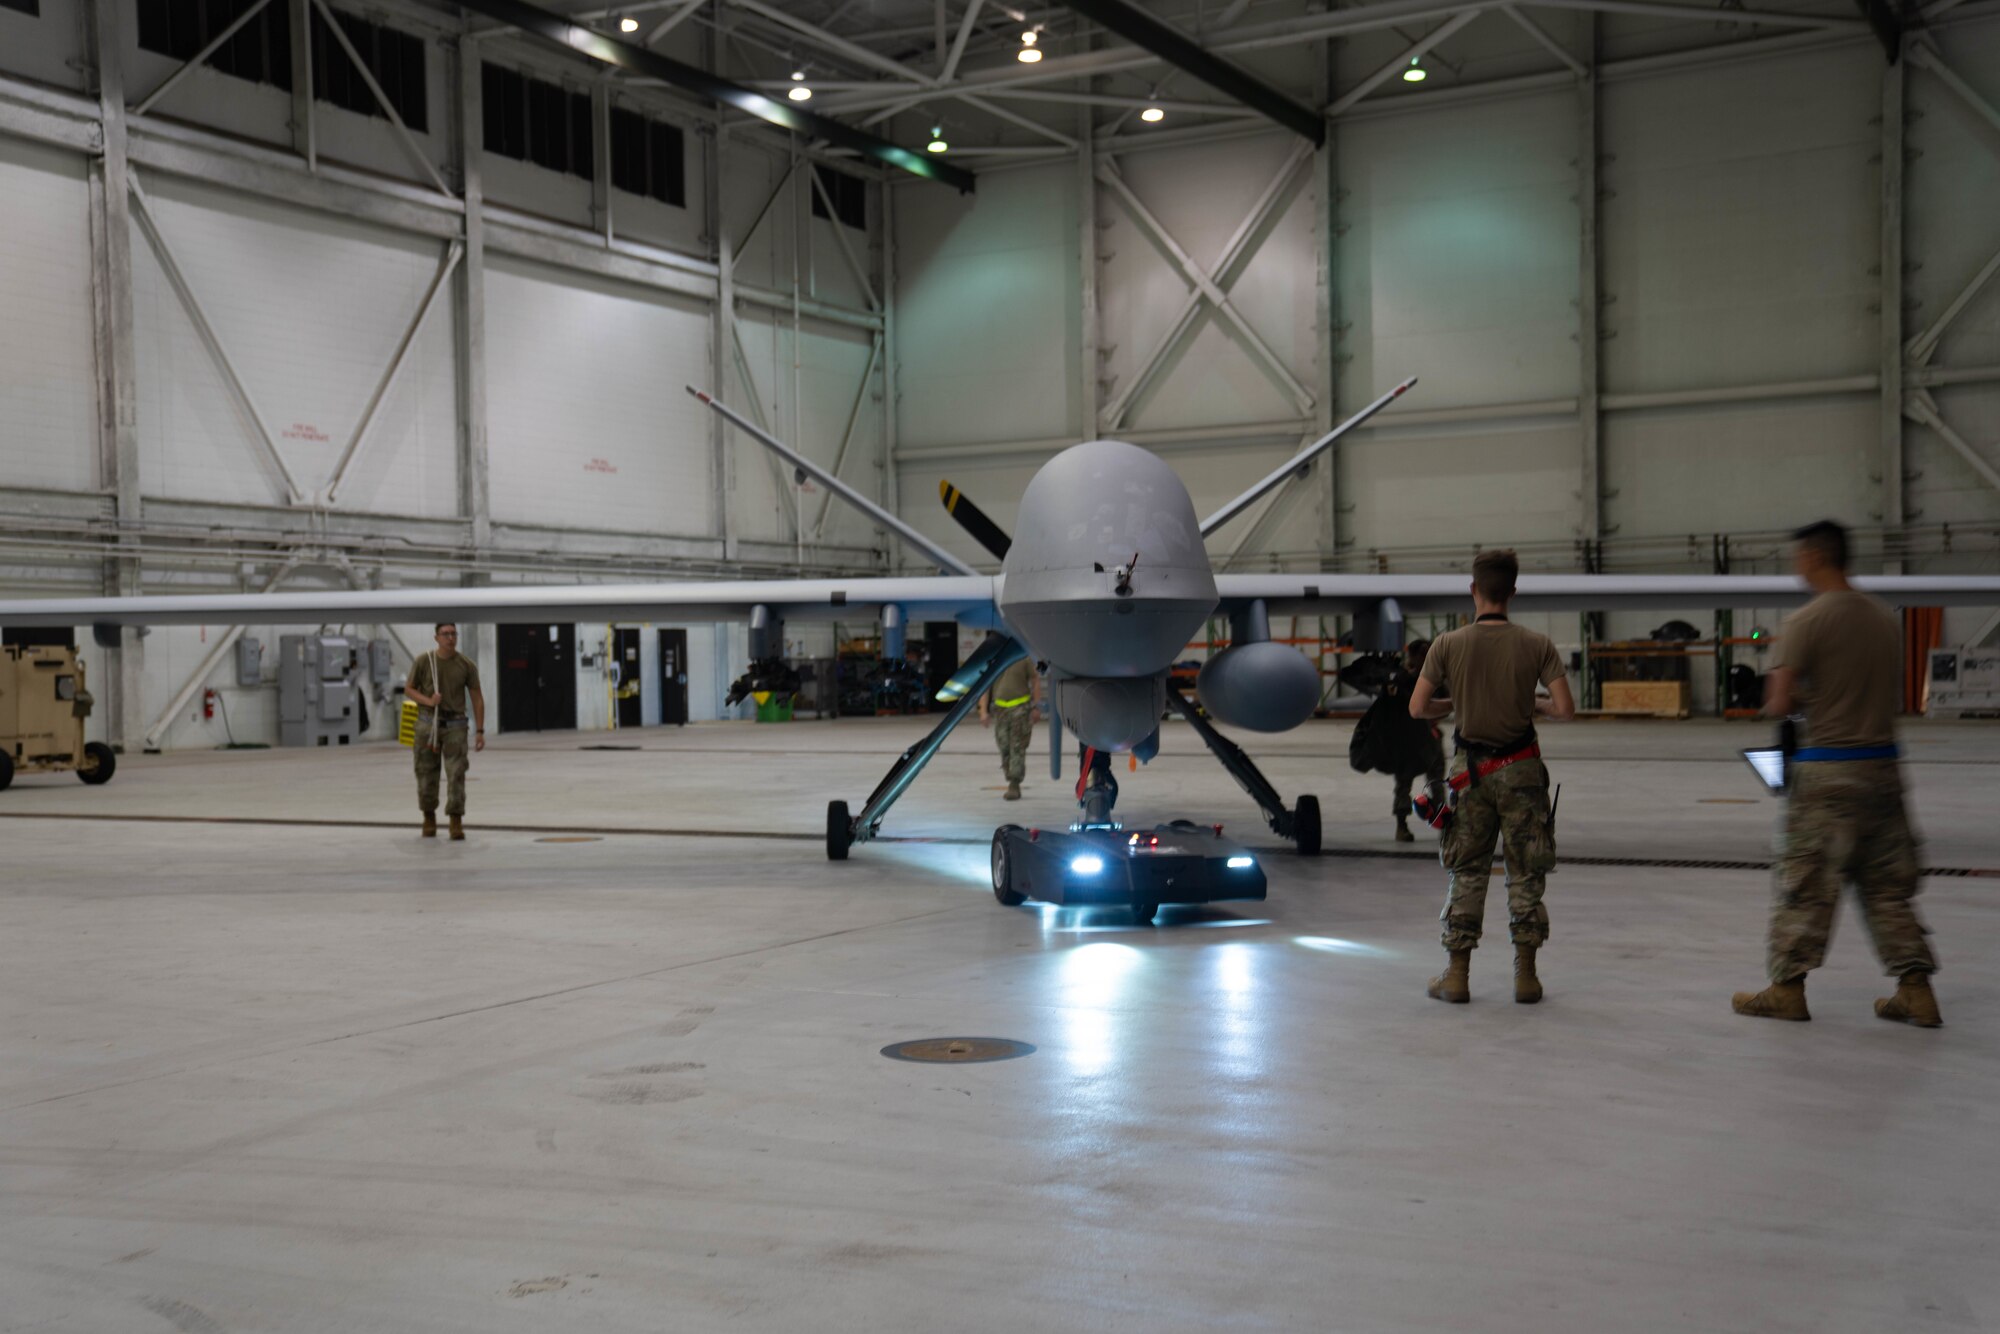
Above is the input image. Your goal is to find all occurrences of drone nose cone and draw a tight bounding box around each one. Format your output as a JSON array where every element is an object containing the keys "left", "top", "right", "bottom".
[{"left": 1000, "top": 440, "right": 1218, "bottom": 677}]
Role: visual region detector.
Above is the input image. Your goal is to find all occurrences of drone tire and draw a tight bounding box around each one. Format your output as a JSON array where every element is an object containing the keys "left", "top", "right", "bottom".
[
  {"left": 991, "top": 826, "right": 1026, "bottom": 906},
  {"left": 826, "top": 800, "right": 853, "bottom": 861},
  {"left": 0, "top": 750, "right": 12, "bottom": 792},
  {"left": 1293, "top": 794, "right": 1321, "bottom": 855}
]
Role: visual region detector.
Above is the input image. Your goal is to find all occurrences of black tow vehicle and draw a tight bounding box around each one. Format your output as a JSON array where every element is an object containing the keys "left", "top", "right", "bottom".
[{"left": 989, "top": 818, "right": 1268, "bottom": 925}]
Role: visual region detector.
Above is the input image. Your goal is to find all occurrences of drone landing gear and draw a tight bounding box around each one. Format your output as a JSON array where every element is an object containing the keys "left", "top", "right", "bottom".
[
  {"left": 1165, "top": 689, "right": 1322, "bottom": 855},
  {"left": 826, "top": 639, "right": 1027, "bottom": 859}
]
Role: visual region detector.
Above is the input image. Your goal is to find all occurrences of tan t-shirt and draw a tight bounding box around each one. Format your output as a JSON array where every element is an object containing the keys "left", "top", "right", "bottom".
[
  {"left": 1419, "top": 621, "right": 1565, "bottom": 747},
  {"left": 1773, "top": 589, "right": 1899, "bottom": 749},
  {"left": 410, "top": 651, "right": 482, "bottom": 719},
  {"left": 986, "top": 659, "right": 1034, "bottom": 709}
]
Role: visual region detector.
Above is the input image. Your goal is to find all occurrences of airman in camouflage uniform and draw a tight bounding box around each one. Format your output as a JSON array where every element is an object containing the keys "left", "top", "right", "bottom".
[
  {"left": 1733, "top": 520, "right": 1941, "bottom": 1026},
  {"left": 980, "top": 654, "right": 1041, "bottom": 801},
  {"left": 406, "top": 623, "right": 486, "bottom": 841},
  {"left": 1408, "top": 549, "right": 1576, "bottom": 1004}
]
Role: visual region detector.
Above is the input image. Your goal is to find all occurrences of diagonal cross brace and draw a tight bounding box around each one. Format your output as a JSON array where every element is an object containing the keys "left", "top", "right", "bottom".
[
  {"left": 1099, "top": 146, "right": 1316, "bottom": 428},
  {"left": 129, "top": 177, "right": 309, "bottom": 505}
]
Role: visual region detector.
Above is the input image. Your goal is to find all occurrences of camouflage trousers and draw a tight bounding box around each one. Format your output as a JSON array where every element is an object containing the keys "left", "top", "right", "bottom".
[
  {"left": 1438, "top": 754, "right": 1555, "bottom": 950},
  {"left": 415, "top": 718, "right": 470, "bottom": 817},
  {"left": 993, "top": 706, "right": 1034, "bottom": 784},
  {"left": 1766, "top": 758, "right": 1935, "bottom": 983},
  {"left": 1392, "top": 734, "right": 1447, "bottom": 818}
]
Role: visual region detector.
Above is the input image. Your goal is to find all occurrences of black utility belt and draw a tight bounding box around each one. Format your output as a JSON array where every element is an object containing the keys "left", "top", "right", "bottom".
[{"left": 422, "top": 714, "right": 470, "bottom": 729}]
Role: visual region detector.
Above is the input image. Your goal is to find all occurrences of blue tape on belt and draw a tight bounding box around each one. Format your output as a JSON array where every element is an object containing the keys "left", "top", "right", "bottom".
[{"left": 1792, "top": 745, "right": 1900, "bottom": 762}]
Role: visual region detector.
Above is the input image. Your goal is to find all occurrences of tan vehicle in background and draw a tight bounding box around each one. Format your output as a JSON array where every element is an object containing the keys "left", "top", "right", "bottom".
[{"left": 0, "top": 644, "right": 115, "bottom": 791}]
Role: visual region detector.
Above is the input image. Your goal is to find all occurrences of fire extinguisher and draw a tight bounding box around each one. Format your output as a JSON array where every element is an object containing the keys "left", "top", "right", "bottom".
[{"left": 203, "top": 688, "right": 217, "bottom": 720}]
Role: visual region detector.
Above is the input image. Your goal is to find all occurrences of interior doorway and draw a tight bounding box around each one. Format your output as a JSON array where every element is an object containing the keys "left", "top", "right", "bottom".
[
  {"left": 496, "top": 623, "right": 577, "bottom": 733},
  {"left": 659, "top": 628, "right": 690, "bottom": 726}
]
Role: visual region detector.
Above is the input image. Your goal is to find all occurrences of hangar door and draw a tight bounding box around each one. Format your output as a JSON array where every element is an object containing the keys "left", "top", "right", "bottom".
[{"left": 497, "top": 624, "right": 577, "bottom": 734}]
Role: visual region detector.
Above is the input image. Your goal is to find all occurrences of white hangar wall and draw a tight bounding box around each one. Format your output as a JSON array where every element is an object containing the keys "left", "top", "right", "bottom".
[{"left": 0, "top": 0, "right": 893, "bottom": 750}]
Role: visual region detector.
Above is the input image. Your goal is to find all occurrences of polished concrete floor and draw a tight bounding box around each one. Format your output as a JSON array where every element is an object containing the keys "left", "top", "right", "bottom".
[{"left": 2, "top": 716, "right": 1996, "bottom": 1332}]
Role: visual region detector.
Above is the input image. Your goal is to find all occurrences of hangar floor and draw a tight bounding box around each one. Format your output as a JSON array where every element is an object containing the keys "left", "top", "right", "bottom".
[{"left": 2, "top": 717, "right": 1995, "bottom": 1332}]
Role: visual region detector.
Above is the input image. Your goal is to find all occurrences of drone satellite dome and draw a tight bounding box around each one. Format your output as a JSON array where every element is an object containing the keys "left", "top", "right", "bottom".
[{"left": 998, "top": 439, "right": 1218, "bottom": 679}]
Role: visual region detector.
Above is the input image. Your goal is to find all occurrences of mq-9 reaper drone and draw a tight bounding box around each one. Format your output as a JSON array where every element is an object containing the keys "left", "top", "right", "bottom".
[{"left": 12, "top": 380, "right": 2000, "bottom": 924}]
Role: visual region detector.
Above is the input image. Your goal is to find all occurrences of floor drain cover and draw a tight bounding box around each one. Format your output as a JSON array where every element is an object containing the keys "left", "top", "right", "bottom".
[
  {"left": 535, "top": 836, "right": 604, "bottom": 843},
  {"left": 880, "top": 1037, "right": 1035, "bottom": 1064}
]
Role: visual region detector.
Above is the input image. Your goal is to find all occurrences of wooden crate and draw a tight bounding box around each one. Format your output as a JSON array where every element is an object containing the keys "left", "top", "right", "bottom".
[{"left": 1599, "top": 680, "right": 1691, "bottom": 719}]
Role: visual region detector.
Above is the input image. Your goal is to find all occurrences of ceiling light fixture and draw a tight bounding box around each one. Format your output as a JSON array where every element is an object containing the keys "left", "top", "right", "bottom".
[
  {"left": 1403, "top": 57, "right": 1427, "bottom": 83},
  {"left": 927, "top": 125, "right": 948, "bottom": 153},
  {"left": 788, "top": 84, "right": 813, "bottom": 101},
  {"left": 1018, "top": 29, "right": 1042, "bottom": 62},
  {"left": 791, "top": 69, "right": 806, "bottom": 81},
  {"left": 619, "top": 15, "right": 639, "bottom": 32},
  {"left": 1140, "top": 100, "right": 1164, "bottom": 123}
]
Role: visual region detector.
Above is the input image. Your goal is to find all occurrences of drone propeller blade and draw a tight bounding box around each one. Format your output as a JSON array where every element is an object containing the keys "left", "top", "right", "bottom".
[{"left": 939, "top": 480, "right": 1013, "bottom": 561}]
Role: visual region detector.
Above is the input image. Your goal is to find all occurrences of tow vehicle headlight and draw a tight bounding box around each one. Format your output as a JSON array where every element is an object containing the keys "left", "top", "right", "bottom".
[
  {"left": 1070, "top": 855, "right": 1104, "bottom": 874},
  {"left": 1227, "top": 855, "right": 1255, "bottom": 869}
]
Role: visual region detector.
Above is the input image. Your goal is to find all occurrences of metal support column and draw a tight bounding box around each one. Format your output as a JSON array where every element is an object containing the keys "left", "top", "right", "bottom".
[
  {"left": 1577, "top": 26, "right": 1602, "bottom": 544},
  {"left": 88, "top": 0, "right": 145, "bottom": 753},
  {"left": 1314, "top": 42, "right": 1339, "bottom": 567},
  {"left": 709, "top": 121, "right": 737, "bottom": 559},
  {"left": 1078, "top": 102, "right": 1103, "bottom": 442},
  {"left": 1880, "top": 53, "right": 1906, "bottom": 566},
  {"left": 454, "top": 30, "right": 495, "bottom": 674},
  {"left": 592, "top": 78, "right": 613, "bottom": 246},
  {"left": 288, "top": 0, "right": 316, "bottom": 169},
  {"left": 882, "top": 177, "right": 902, "bottom": 567}
]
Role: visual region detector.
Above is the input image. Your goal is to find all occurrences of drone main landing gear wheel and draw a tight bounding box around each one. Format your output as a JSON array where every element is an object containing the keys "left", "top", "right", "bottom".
[
  {"left": 1293, "top": 794, "right": 1321, "bottom": 855},
  {"left": 827, "top": 800, "right": 853, "bottom": 861}
]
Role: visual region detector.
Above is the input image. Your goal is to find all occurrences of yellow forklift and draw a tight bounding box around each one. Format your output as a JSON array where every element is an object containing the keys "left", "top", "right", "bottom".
[{"left": 0, "top": 643, "right": 115, "bottom": 790}]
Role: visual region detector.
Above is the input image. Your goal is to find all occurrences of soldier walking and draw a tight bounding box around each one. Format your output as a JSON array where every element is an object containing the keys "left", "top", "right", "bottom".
[
  {"left": 1388, "top": 640, "right": 1448, "bottom": 842},
  {"left": 1407, "top": 550, "right": 1576, "bottom": 1004},
  {"left": 405, "top": 622, "right": 486, "bottom": 840},
  {"left": 1733, "top": 520, "right": 1942, "bottom": 1026},
  {"left": 979, "top": 653, "right": 1042, "bottom": 801}
]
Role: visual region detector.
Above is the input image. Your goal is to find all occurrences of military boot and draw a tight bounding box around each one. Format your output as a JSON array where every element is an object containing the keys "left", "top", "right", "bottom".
[
  {"left": 449, "top": 816, "right": 465, "bottom": 842},
  {"left": 1732, "top": 977, "right": 1810, "bottom": 1021},
  {"left": 1514, "top": 945, "right": 1543, "bottom": 1004},
  {"left": 1394, "top": 818, "right": 1414, "bottom": 844},
  {"left": 421, "top": 812, "right": 437, "bottom": 838},
  {"left": 1004, "top": 781, "right": 1022, "bottom": 801},
  {"left": 1875, "top": 972, "right": 1943, "bottom": 1028},
  {"left": 1427, "top": 949, "right": 1471, "bottom": 1004}
]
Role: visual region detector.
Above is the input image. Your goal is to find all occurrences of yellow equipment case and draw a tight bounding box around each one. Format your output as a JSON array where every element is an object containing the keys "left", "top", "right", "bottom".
[{"left": 0, "top": 644, "right": 115, "bottom": 790}]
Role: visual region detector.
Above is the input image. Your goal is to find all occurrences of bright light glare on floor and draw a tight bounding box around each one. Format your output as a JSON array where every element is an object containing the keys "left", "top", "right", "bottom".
[{"left": 1295, "top": 936, "right": 1395, "bottom": 957}]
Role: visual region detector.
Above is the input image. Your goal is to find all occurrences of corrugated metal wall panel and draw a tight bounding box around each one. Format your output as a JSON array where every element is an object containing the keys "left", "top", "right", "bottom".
[
  {"left": 0, "top": 136, "right": 98, "bottom": 493},
  {"left": 485, "top": 253, "right": 713, "bottom": 536}
]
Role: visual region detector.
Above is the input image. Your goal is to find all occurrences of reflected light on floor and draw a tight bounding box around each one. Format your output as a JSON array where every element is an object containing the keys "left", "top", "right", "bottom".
[
  {"left": 1294, "top": 936, "right": 1396, "bottom": 958},
  {"left": 1058, "top": 942, "right": 1144, "bottom": 1077},
  {"left": 1211, "top": 941, "right": 1264, "bottom": 1083}
]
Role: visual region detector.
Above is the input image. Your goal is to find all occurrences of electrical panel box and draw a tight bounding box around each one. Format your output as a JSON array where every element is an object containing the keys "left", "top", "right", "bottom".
[
  {"left": 278, "top": 635, "right": 361, "bottom": 747},
  {"left": 368, "top": 640, "right": 393, "bottom": 688},
  {"left": 236, "top": 637, "right": 262, "bottom": 687},
  {"left": 1929, "top": 648, "right": 2000, "bottom": 717}
]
